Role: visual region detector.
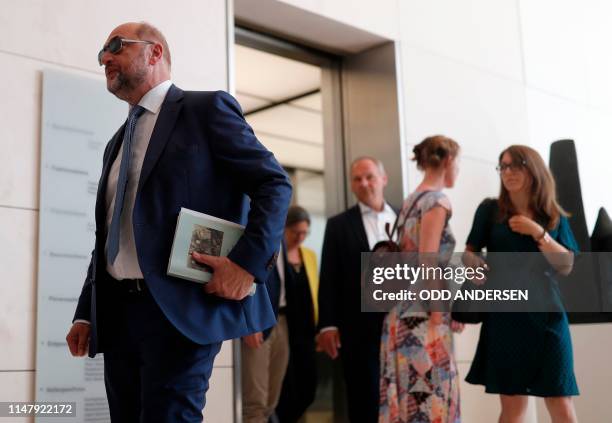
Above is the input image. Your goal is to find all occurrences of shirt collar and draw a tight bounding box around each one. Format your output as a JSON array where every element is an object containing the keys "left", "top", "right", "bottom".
[
  {"left": 133, "top": 79, "right": 173, "bottom": 115},
  {"left": 358, "top": 201, "right": 393, "bottom": 215}
]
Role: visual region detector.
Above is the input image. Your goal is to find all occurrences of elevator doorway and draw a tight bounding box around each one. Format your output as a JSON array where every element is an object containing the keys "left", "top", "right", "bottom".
[{"left": 234, "top": 27, "right": 341, "bottom": 423}]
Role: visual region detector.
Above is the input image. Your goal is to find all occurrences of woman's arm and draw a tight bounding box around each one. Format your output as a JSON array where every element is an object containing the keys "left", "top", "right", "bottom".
[
  {"left": 419, "top": 207, "right": 447, "bottom": 325},
  {"left": 508, "top": 215, "right": 574, "bottom": 275},
  {"left": 419, "top": 207, "right": 446, "bottom": 253},
  {"left": 536, "top": 231, "right": 574, "bottom": 276}
]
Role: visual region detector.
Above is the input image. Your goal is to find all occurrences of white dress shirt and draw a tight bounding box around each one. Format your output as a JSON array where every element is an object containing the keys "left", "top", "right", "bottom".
[
  {"left": 105, "top": 80, "right": 173, "bottom": 280},
  {"left": 276, "top": 246, "right": 287, "bottom": 308},
  {"left": 358, "top": 201, "right": 397, "bottom": 250}
]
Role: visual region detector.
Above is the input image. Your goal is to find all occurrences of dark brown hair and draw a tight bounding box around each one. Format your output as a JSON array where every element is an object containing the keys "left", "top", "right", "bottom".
[
  {"left": 498, "top": 145, "right": 568, "bottom": 229},
  {"left": 412, "top": 135, "right": 460, "bottom": 170},
  {"left": 286, "top": 205, "right": 310, "bottom": 227}
]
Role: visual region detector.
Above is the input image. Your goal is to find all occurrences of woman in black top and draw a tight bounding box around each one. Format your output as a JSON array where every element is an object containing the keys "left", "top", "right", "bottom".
[{"left": 276, "top": 206, "right": 319, "bottom": 422}]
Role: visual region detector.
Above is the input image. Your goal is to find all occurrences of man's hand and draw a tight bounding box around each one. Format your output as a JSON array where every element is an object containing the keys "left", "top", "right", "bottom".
[
  {"left": 462, "top": 251, "right": 489, "bottom": 285},
  {"left": 317, "top": 329, "right": 341, "bottom": 359},
  {"left": 243, "top": 332, "right": 264, "bottom": 349},
  {"left": 192, "top": 252, "right": 255, "bottom": 300},
  {"left": 66, "top": 323, "right": 91, "bottom": 357},
  {"left": 429, "top": 311, "right": 444, "bottom": 326},
  {"left": 450, "top": 320, "right": 465, "bottom": 333}
]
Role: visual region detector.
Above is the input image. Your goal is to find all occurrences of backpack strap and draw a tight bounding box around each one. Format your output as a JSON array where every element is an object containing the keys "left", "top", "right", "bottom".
[{"left": 387, "top": 190, "right": 431, "bottom": 243}]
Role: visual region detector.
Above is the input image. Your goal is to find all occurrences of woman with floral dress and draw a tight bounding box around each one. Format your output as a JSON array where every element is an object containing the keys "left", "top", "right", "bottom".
[{"left": 379, "top": 135, "right": 463, "bottom": 423}]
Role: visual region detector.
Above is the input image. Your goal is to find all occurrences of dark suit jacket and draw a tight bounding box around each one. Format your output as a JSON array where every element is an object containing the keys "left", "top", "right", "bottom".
[
  {"left": 318, "top": 205, "right": 386, "bottom": 347},
  {"left": 73, "top": 86, "right": 292, "bottom": 357},
  {"left": 262, "top": 245, "right": 282, "bottom": 341}
]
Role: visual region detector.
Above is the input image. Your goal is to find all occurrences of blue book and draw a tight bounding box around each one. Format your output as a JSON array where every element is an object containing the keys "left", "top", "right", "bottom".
[{"left": 167, "top": 207, "right": 251, "bottom": 288}]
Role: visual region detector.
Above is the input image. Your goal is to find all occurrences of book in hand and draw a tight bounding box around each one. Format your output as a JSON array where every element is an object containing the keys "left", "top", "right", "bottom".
[{"left": 168, "top": 207, "right": 256, "bottom": 295}]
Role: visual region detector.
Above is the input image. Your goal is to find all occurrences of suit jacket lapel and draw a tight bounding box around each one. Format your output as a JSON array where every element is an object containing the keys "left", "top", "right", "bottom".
[
  {"left": 137, "top": 84, "right": 184, "bottom": 193},
  {"left": 347, "top": 205, "right": 370, "bottom": 251}
]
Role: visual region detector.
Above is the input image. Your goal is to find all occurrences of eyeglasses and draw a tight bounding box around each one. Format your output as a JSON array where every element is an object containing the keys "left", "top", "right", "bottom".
[
  {"left": 496, "top": 160, "right": 527, "bottom": 174},
  {"left": 98, "top": 36, "right": 154, "bottom": 66}
]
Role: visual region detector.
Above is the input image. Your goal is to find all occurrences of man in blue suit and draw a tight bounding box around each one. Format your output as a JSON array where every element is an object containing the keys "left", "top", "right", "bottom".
[{"left": 65, "top": 21, "right": 292, "bottom": 422}]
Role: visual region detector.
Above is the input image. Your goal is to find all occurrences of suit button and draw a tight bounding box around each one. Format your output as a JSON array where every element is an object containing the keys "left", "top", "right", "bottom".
[{"left": 266, "top": 251, "right": 279, "bottom": 270}]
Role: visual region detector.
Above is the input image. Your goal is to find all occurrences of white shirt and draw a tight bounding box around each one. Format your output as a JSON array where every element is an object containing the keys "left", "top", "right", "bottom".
[
  {"left": 319, "top": 201, "right": 396, "bottom": 334},
  {"left": 276, "top": 247, "right": 287, "bottom": 308},
  {"left": 358, "top": 201, "right": 397, "bottom": 249},
  {"left": 105, "top": 80, "right": 173, "bottom": 279}
]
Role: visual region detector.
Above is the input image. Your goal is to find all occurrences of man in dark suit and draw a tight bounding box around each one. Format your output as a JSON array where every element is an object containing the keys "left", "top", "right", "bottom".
[
  {"left": 65, "top": 22, "right": 291, "bottom": 422},
  {"left": 317, "top": 157, "right": 396, "bottom": 422}
]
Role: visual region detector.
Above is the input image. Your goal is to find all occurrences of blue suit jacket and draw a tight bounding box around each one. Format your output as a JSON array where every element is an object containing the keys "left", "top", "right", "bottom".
[
  {"left": 73, "top": 86, "right": 292, "bottom": 357},
  {"left": 262, "top": 242, "right": 285, "bottom": 340}
]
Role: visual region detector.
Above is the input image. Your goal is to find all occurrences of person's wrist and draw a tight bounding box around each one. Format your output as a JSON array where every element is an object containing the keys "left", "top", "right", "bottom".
[{"left": 533, "top": 225, "right": 546, "bottom": 241}]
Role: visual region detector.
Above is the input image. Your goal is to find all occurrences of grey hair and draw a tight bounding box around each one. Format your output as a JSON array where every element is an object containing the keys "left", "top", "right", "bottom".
[{"left": 351, "top": 156, "right": 386, "bottom": 175}]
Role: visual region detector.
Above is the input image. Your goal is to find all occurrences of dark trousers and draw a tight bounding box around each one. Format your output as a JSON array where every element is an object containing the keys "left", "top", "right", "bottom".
[
  {"left": 275, "top": 341, "right": 317, "bottom": 422},
  {"left": 340, "top": 336, "right": 381, "bottom": 423},
  {"left": 103, "top": 280, "right": 221, "bottom": 423}
]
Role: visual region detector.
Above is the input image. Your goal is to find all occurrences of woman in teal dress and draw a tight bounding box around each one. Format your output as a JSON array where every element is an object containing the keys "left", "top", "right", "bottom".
[{"left": 464, "top": 145, "right": 579, "bottom": 423}]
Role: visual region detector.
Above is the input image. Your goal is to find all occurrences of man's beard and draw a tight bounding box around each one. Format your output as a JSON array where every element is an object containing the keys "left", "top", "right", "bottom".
[{"left": 107, "top": 57, "right": 147, "bottom": 98}]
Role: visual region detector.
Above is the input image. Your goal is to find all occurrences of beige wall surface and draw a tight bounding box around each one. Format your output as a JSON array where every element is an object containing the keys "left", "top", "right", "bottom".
[
  {"left": 276, "top": 0, "right": 400, "bottom": 40},
  {"left": 0, "top": 1, "right": 232, "bottom": 421}
]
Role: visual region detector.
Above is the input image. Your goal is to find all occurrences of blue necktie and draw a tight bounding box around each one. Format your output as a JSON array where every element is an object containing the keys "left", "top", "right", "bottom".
[{"left": 107, "top": 105, "right": 146, "bottom": 265}]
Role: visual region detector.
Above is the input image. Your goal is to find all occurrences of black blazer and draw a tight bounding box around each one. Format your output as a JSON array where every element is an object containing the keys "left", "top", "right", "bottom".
[
  {"left": 263, "top": 243, "right": 317, "bottom": 343},
  {"left": 318, "top": 205, "right": 387, "bottom": 346}
]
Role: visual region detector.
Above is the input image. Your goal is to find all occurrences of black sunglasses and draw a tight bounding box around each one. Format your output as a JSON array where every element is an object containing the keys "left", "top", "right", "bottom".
[{"left": 98, "top": 36, "right": 154, "bottom": 66}]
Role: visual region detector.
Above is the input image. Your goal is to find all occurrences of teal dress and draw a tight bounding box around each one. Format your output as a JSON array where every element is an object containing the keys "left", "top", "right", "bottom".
[{"left": 464, "top": 199, "right": 579, "bottom": 397}]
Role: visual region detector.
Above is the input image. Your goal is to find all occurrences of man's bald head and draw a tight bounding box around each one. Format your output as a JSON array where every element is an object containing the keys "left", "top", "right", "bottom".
[{"left": 136, "top": 22, "right": 171, "bottom": 71}]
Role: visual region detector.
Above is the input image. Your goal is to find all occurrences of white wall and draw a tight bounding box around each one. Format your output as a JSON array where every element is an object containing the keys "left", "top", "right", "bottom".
[
  {"left": 0, "top": 1, "right": 233, "bottom": 421},
  {"left": 520, "top": 0, "right": 612, "bottom": 232},
  {"left": 276, "top": 0, "right": 400, "bottom": 41}
]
